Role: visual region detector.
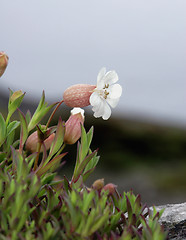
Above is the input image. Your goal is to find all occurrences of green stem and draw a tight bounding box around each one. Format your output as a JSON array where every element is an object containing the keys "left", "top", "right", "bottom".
[
  {"left": 45, "top": 100, "right": 64, "bottom": 129},
  {"left": 6, "top": 113, "right": 11, "bottom": 126}
]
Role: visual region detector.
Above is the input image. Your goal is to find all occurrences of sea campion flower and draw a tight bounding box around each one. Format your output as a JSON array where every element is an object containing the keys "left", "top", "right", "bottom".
[
  {"left": 0, "top": 51, "right": 9, "bottom": 77},
  {"left": 64, "top": 107, "right": 85, "bottom": 144},
  {"left": 90, "top": 67, "right": 122, "bottom": 120},
  {"left": 63, "top": 67, "right": 122, "bottom": 120}
]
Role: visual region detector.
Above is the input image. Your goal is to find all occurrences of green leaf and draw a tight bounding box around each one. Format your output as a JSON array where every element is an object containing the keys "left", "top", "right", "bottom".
[
  {"left": 25, "top": 153, "right": 37, "bottom": 171},
  {"left": 5, "top": 130, "right": 15, "bottom": 154},
  {"left": 73, "top": 149, "right": 98, "bottom": 182},
  {"left": 49, "top": 117, "right": 65, "bottom": 158},
  {"left": 5, "top": 120, "right": 19, "bottom": 152},
  {"left": 36, "top": 152, "right": 67, "bottom": 177},
  {"left": 86, "top": 126, "right": 94, "bottom": 150},
  {"left": 63, "top": 175, "right": 71, "bottom": 192},
  {"left": 7, "top": 89, "right": 25, "bottom": 123},
  {"left": 11, "top": 146, "right": 26, "bottom": 180},
  {"left": 0, "top": 113, "right": 6, "bottom": 146},
  {"left": 25, "top": 110, "right": 31, "bottom": 125},
  {"left": 83, "top": 151, "right": 100, "bottom": 182},
  {"left": 73, "top": 126, "right": 96, "bottom": 183},
  {"left": 7, "top": 121, "right": 20, "bottom": 136},
  {"left": 90, "top": 207, "right": 110, "bottom": 234},
  {"left": 18, "top": 109, "right": 28, "bottom": 151},
  {"left": 28, "top": 91, "right": 56, "bottom": 132},
  {"left": 126, "top": 196, "right": 133, "bottom": 222},
  {"left": 82, "top": 190, "right": 95, "bottom": 214},
  {"left": 79, "top": 125, "right": 88, "bottom": 162},
  {"left": 0, "top": 152, "right": 6, "bottom": 163}
]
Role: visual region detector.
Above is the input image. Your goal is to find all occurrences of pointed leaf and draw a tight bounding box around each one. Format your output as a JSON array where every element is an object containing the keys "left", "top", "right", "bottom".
[
  {"left": 79, "top": 125, "right": 88, "bottom": 162},
  {"left": 18, "top": 109, "right": 28, "bottom": 150},
  {"left": 25, "top": 110, "right": 31, "bottom": 125},
  {"left": 28, "top": 91, "right": 56, "bottom": 131},
  {"left": 49, "top": 117, "right": 65, "bottom": 157},
  {"left": 83, "top": 153, "right": 99, "bottom": 181},
  {"left": 63, "top": 175, "right": 71, "bottom": 192},
  {"left": 7, "top": 121, "right": 20, "bottom": 136},
  {"left": 0, "top": 113, "right": 6, "bottom": 146},
  {"left": 86, "top": 126, "right": 94, "bottom": 149},
  {"left": 73, "top": 149, "right": 98, "bottom": 182},
  {"left": 7, "top": 90, "right": 25, "bottom": 123},
  {"left": 126, "top": 196, "right": 133, "bottom": 222},
  {"left": 36, "top": 152, "right": 67, "bottom": 177}
]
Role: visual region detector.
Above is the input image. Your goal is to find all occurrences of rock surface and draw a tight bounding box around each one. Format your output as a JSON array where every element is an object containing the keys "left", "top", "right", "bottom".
[{"left": 155, "top": 202, "right": 186, "bottom": 240}]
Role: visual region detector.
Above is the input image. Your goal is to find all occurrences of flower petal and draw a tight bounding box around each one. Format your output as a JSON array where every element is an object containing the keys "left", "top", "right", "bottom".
[
  {"left": 97, "top": 67, "right": 106, "bottom": 89},
  {"left": 104, "top": 70, "right": 118, "bottom": 85},
  {"left": 108, "top": 84, "right": 122, "bottom": 98},
  {"left": 102, "top": 102, "right": 111, "bottom": 120},
  {"left": 106, "top": 97, "right": 120, "bottom": 108},
  {"left": 93, "top": 99, "right": 105, "bottom": 118},
  {"left": 97, "top": 67, "right": 106, "bottom": 81},
  {"left": 89, "top": 92, "right": 101, "bottom": 106}
]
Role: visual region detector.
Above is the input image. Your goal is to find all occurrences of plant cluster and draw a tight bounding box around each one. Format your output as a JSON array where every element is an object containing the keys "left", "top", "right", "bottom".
[{"left": 0, "top": 52, "right": 167, "bottom": 239}]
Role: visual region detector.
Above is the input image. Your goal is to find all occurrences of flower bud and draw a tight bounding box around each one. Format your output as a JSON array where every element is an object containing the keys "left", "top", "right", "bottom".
[
  {"left": 63, "top": 84, "right": 96, "bottom": 108},
  {"left": 92, "top": 178, "right": 105, "bottom": 191},
  {"left": 9, "top": 90, "right": 24, "bottom": 104},
  {"left": 103, "top": 183, "right": 117, "bottom": 195},
  {"left": 0, "top": 51, "right": 9, "bottom": 77},
  {"left": 64, "top": 107, "right": 85, "bottom": 145},
  {"left": 26, "top": 131, "right": 55, "bottom": 153}
]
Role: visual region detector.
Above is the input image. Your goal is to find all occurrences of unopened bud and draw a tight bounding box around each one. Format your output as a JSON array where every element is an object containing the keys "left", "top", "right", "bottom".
[
  {"left": 0, "top": 52, "right": 9, "bottom": 77},
  {"left": 64, "top": 107, "right": 85, "bottom": 144},
  {"left": 9, "top": 90, "right": 24, "bottom": 104},
  {"left": 63, "top": 84, "right": 96, "bottom": 108},
  {"left": 26, "top": 131, "right": 55, "bottom": 153},
  {"left": 103, "top": 183, "right": 117, "bottom": 195},
  {"left": 92, "top": 178, "right": 105, "bottom": 191}
]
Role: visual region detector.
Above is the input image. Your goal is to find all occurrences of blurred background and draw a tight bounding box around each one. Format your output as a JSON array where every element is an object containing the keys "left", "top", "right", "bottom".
[{"left": 1, "top": 0, "right": 186, "bottom": 205}]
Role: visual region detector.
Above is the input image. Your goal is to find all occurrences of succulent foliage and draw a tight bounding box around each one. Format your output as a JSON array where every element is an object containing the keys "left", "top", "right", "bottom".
[{"left": 0, "top": 91, "right": 167, "bottom": 239}]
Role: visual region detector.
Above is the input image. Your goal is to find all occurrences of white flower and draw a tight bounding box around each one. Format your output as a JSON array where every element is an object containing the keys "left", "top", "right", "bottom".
[
  {"left": 89, "top": 67, "right": 122, "bottom": 120},
  {"left": 71, "top": 107, "right": 85, "bottom": 118}
]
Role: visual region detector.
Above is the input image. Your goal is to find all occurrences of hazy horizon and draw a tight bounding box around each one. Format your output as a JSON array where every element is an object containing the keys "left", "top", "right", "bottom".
[{"left": 1, "top": 0, "right": 186, "bottom": 127}]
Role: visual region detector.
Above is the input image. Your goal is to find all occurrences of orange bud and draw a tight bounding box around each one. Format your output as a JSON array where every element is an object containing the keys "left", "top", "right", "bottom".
[
  {"left": 26, "top": 131, "right": 55, "bottom": 153},
  {"left": 103, "top": 183, "right": 117, "bottom": 195},
  {"left": 0, "top": 51, "right": 9, "bottom": 77},
  {"left": 63, "top": 84, "right": 96, "bottom": 108},
  {"left": 64, "top": 108, "right": 85, "bottom": 145},
  {"left": 92, "top": 178, "right": 105, "bottom": 190}
]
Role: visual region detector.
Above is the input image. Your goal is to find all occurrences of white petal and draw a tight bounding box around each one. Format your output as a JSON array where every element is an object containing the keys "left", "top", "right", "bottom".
[
  {"left": 91, "top": 97, "right": 112, "bottom": 120},
  {"left": 92, "top": 105, "right": 99, "bottom": 112},
  {"left": 71, "top": 107, "right": 85, "bottom": 117},
  {"left": 106, "top": 97, "right": 120, "bottom": 108},
  {"left": 108, "top": 84, "right": 122, "bottom": 98},
  {"left": 93, "top": 112, "right": 102, "bottom": 118},
  {"left": 93, "top": 100, "right": 105, "bottom": 118},
  {"left": 104, "top": 70, "right": 118, "bottom": 85},
  {"left": 97, "top": 67, "right": 106, "bottom": 89},
  {"left": 102, "top": 102, "right": 111, "bottom": 120},
  {"left": 89, "top": 92, "right": 101, "bottom": 106}
]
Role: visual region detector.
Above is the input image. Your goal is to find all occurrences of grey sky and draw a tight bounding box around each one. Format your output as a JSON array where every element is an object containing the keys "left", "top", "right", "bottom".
[{"left": 1, "top": 0, "right": 186, "bottom": 126}]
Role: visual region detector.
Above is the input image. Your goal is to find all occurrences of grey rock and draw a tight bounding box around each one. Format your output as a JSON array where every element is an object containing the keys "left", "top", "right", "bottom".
[
  {"left": 156, "top": 202, "right": 186, "bottom": 223},
  {"left": 155, "top": 202, "right": 186, "bottom": 240}
]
